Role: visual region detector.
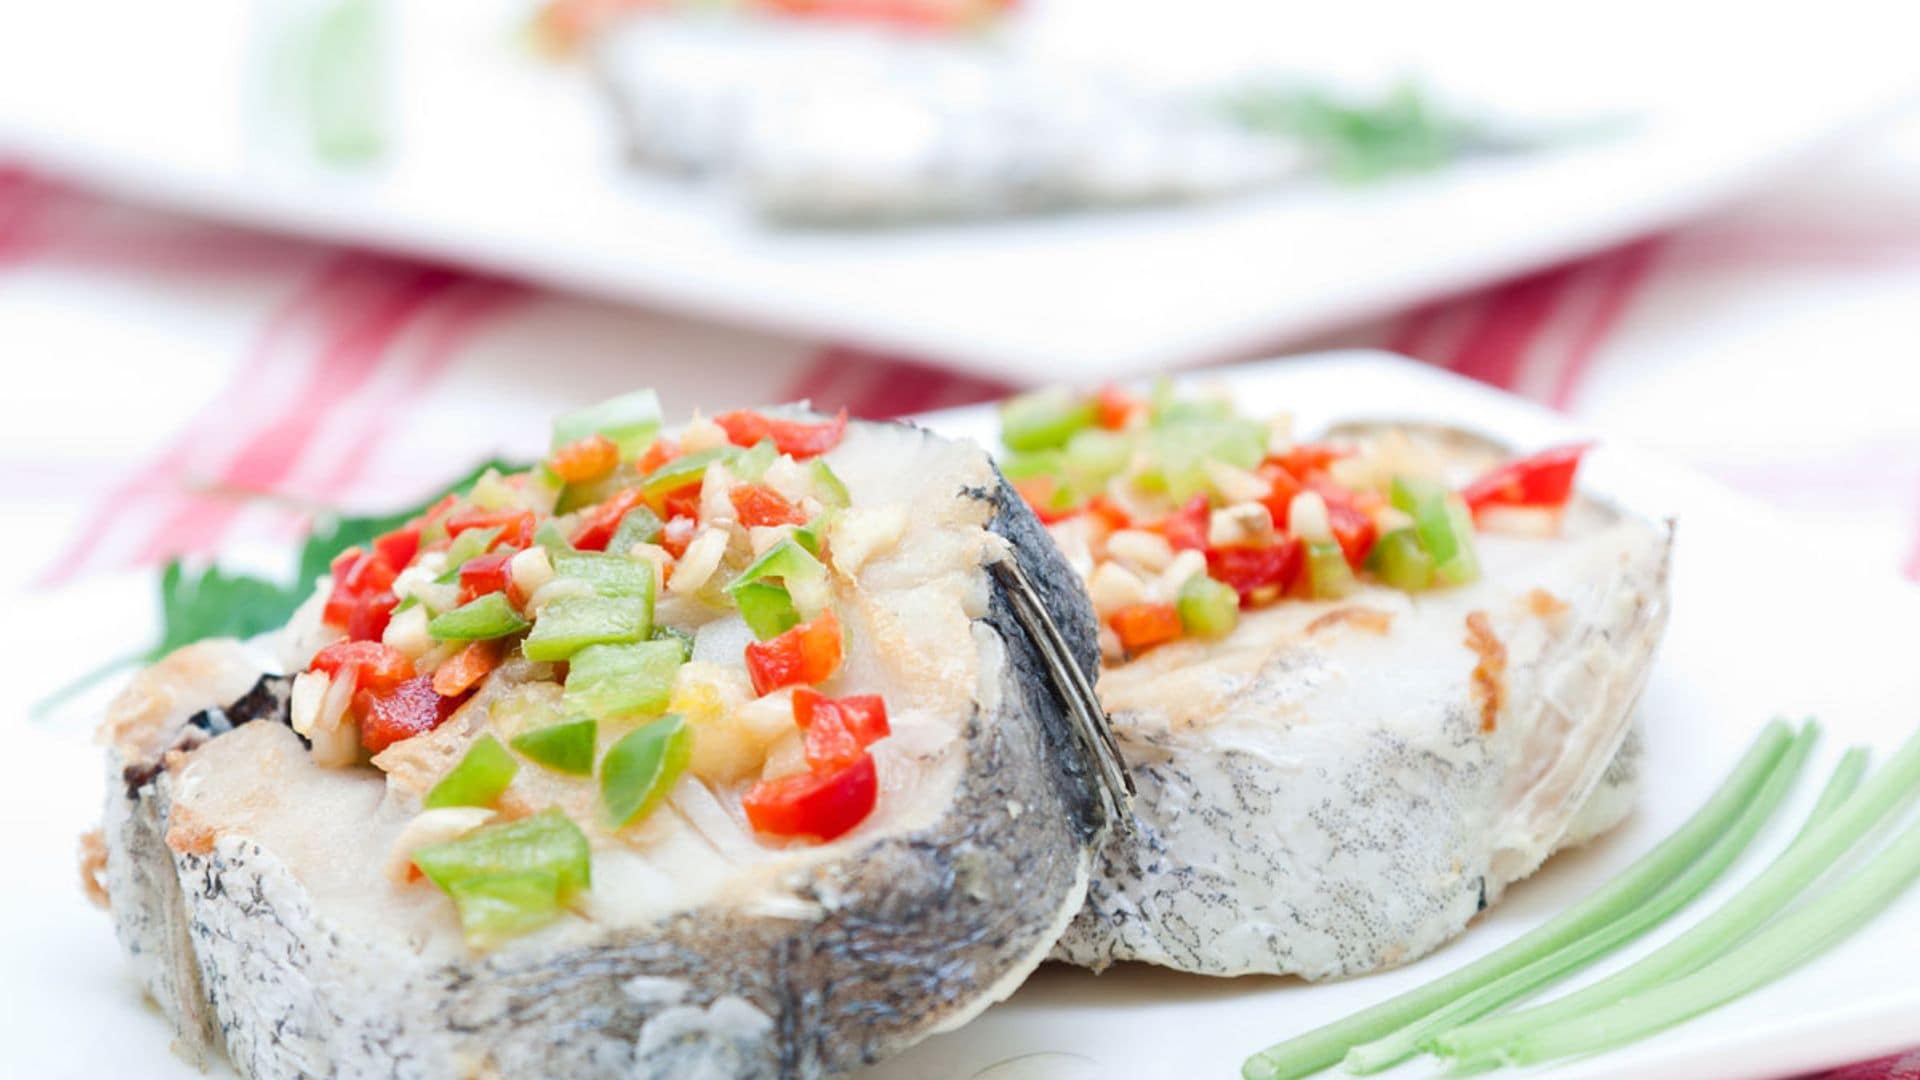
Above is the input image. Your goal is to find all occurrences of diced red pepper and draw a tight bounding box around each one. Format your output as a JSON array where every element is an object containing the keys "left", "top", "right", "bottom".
[
  {"left": 431, "top": 640, "right": 504, "bottom": 697},
  {"left": 323, "top": 546, "right": 403, "bottom": 641},
  {"left": 1084, "top": 495, "right": 1133, "bottom": 532},
  {"left": 713, "top": 409, "right": 849, "bottom": 460},
  {"left": 1257, "top": 463, "right": 1304, "bottom": 532},
  {"left": 421, "top": 493, "right": 461, "bottom": 523},
  {"left": 1310, "top": 483, "right": 1379, "bottom": 570},
  {"left": 634, "top": 437, "right": 679, "bottom": 474},
  {"left": 1096, "top": 385, "right": 1144, "bottom": 431},
  {"left": 1270, "top": 443, "right": 1350, "bottom": 481},
  {"left": 744, "top": 610, "right": 844, "bottom": 696},
  {"left": 355, "top": 675, "right": 464, "bottom": 754},
  {"left": 1207, "top": 539, "right": 1304, "bottom": 604},
  {"left": 445, "top": 508, "right": 536, "bottom": 550},
  {"left": 548, "top": 433, "right": 620, "bottom": 484},
  {"left": 742, "top": 753, "right": 878, "bottom": 842},
  {"left": 457, "top": 551, "right": 516, "bottom": 605},
  {"left": 659, "top": 516, "right": 697, "bottom": 559},
  {"left": 660, "top": 483, "right": 704, "bottom": 522},
  {"left": 371, "top": 524, "right": 421, "bottom": 572},
  {"left": 571, "top": 487, "right": 647, "bottom": 552},
  {"left": 310, "top": 640, "right": 416, "bottom": 696},
  {"left": 730, "top": 483, "right": 806, "bottom": 528},
  {"left": 793, "top": 688, "right": 890, "bottom": 771},
  {"left": 1158, "top": 495, "right": 1212, "bottom": 552},
  {"left": 1109, "top": 603, "right": 1183, "bottom": 653},
  {"left": 1461, "top": 443, "right": 1592, "bottom": 514}
]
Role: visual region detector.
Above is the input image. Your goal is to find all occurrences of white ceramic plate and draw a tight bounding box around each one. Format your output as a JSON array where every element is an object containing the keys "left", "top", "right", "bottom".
[
  {"left": 7, "top": 353, "right": 1918, "bottom": 1078},
  {"left": 2, "top": 3, "right": 1918, "bottom": 381}
]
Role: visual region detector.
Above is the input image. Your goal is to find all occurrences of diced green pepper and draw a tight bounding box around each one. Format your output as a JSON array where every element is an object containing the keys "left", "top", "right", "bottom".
[
  {"left": 726, "top": 538, "right": 830, "bottom": 619},
  {"left": 563, "top": 640, "right": 683, "bottom": 720},
  {"left": 639, "top": 447, "right": 736, "bottom": 503},
  {"left": 1149, "top": 380, "right": 1234, "bottom": 427},
  {"left": 1177, "top": 574, "right": 1240, "bottom": 639},
  {"left": 429, "top": 592, "right": 531, "bottom": 641},
  {"left": 1305, "top": 539, "right": 1359, "bottom": 600},
  {"left": 468, "top": 469, "right": 518, "bottom": 511},
  {"left": 522, "top": 595, "right": 652, "bottom": 661},
  {"left": 810, "top": 459, "right": 851, "bottom": 509},
  {"left": 600, "top": 715, "right": 693, "bottom": 829},
  {"left": 651, "top": 625, "right": 694, "bottom": 661},
  {"left": 414, "top": 806, "right": 591, "bottom": 897},
  {"left": 550, "top": 550, "right": 656, "bottom": 599},
  {"left": 734, "top": 581, "right": 801, "bottom": 640},
  {"left": 1064, "top": 428, "right": 1133, "bottom": 489},
  {"left": 552, "top": 389, "right": 661, "bottom": 457},
  {"left": 443, "top": 525, "right": 502, "bottom": 571},
  {"left": 999, "top": 449, "right": 1065, "bottom": 481},
  {"left": 1391, "top": 476, "right": 1481, "bottom": 587},
  {"left": 1151, "top": 418, "right": 1266, "bottom": 502},
  {"left": 607, "top": 506, "right": 663, "bottom": 553},
  {"left": 443, "top": 871, "right": 562, "bottom": 947},
  {"left": 1369, "top": 527, "right": 1435, "bottom": 591},
  {"left": 733, "top": 438, "right": 778, "bottom": 482},
  {"left": 509, "top": 719, "right": 597, "bottom": 776},
  {"left": 424, "top": 735, "right": 520, "bottom": 809},
  {"left": 533, "top": 519, "right": 575, "bottom": 554},
  {"left": 1000, "top": 389, "right": 1097, "bottom": 452},
  {"left": 791, "top": 518, "right": 825, "bottom": 557}
]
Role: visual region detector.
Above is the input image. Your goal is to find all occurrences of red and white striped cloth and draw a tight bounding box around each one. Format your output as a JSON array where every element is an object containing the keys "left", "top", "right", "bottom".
[{"left": 2, "top": 104, "right": 1918, "bottom": 1080}]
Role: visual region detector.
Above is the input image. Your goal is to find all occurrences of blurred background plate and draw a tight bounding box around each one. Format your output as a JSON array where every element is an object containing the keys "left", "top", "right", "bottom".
[{"left": 0, "top": 1, "right": 1915, "bottom": 381}]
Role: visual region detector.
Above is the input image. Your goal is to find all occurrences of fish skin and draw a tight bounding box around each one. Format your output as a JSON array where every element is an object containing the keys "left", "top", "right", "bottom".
[
  {"left": 1052, "top": 429, "right": 1672, "bottom": 980},
  {"left": 97, "top": 430, "right": 1119, "bottom": 1079}
]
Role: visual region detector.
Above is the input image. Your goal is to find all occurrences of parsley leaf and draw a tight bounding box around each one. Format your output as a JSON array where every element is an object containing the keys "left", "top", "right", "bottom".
[
  {"left": 34, "top": 458, "right": 525, "bottom": 718},
  {"left": 1227, "top": 82, "right": 1511, "bottom": 183}
]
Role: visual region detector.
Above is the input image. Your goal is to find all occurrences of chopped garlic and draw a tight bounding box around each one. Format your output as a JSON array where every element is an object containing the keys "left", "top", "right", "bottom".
[
  {"left": 679, "top": 413, "right": 730, "bottom": 454},
  {"left": 827, "top": 505, "right": 908, "bottom": 578},
  {"left": 308, "top": 669, "right": 360, "bottom": 767},
  {"left": 1086, "top": 561, "right": 1148, "bottom": 617},
  {"left": 526, "top": 575, "right": 594, "bottom": 617},
  {"left": 669, "top": 528, "right": 729, "bottom": 595},
  {"left": 385, "top": 808, "right": 496, "bottom": 885},
  {"left": 508, "top": 546, "right": 553, "bottom": 599},
  {"left": 1477, "top": 505, "right": 1564, "bottom": 538},
  {"left": 700, "top": 462, "right": 738, "bottom": 525},
  {"left": 627, "top": 542, "right": 674, "bottom": 587},
  {"left": 761, "top": 455, "right": 812, "bottom": 504},
  {"left": 1266, "top": 413, "right": 1297, "bottom": 457},
  {"left": 1046, "top": 517, "right": 1098, "bottom": 583},
  {"left": 749, "top": 524, "right": 796, "bottom": 556},
  {"left": 1209, "top": 502, "right": 1274, "bottom": 548},
  {"left": 290, "top": 670, "right": 329, "bottom": 738},
  {"left": 1203, "top": 459, "right": 1271, "bottom": 504},
  {"left": 381, "top": 603, "right": 433, "bottom": 659},
  {"left": 1370, "top": 504, "right": 1415, "bottom": 533},
  {"left": 393, "top": 561, "right": 458, "bottom": 614},
  {"left": 1106, "top": 529, "right": 1175, "bottom": 574},
  {"left": 1288, "top": 491, "right": 1332, "bottom": 543},
  {"left": 672, "top": 663, "right": 777, "bottom": 784},
  {"left": 761, "top": 730, "right": 808, "bottom": 781},
  {"left": 1154, "top": 549, "right": 1208, "bottom": 602}
]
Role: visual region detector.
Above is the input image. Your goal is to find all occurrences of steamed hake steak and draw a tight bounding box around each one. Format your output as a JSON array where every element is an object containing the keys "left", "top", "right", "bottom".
[
  {"left": 587, "top": 13, "right": 1299, "bottom": 223},
  {"left": 89, "top": 397, "right": 1124, "bottom": 1078},
  {"left": 996, "top": 390, "right": 1670, "bottom": 979}
]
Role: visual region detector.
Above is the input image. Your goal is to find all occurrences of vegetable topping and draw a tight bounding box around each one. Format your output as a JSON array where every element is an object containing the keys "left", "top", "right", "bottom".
[
  {"left": 291, "top": 396, "right": 885, "bottom": 946},
  {"left": 999, "top": 384, "right": 1589, "bottom": 658}
]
